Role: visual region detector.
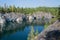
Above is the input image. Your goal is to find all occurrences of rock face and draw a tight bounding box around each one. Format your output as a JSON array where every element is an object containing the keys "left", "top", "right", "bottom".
[
  {"left": 0, "top": 17, "right": 5, "bottom": 24},
  {"left": 32, "top": 12, "right": 52, "bottom": 22},
  {"left": 0, "top": 12, "right": 53, "bottom": 24},
  {"left": 46, "top": 30, "right": 60, "bottom": 40},
  {"left": 3, "top": 13, "right": 24, "bottom": 23},
  {"left": 28, "top": 15, "right": 34, "bottom": 23},
  {"left": 0, "top": 12, "right": 53, "bottom": 31},
  {"left": 16, "top": 17, "right": 23, "bottom": 23},
  {"left": 35, "top": 20, "right": 60, "bottom": 40},
  {"left": 0, "top": 15, "right": 5, "bottom": 31}
]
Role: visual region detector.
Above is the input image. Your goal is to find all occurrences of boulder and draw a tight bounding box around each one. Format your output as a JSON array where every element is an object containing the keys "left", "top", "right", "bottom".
[
  {"left": 28, "top": 15, "right": 34, "bottom": 23},
  {"left": 16, "top": 17, "right": 23, "bottom": 23}
]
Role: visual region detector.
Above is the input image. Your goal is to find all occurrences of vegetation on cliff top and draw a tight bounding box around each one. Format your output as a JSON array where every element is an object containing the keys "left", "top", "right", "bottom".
[{"left": 0, "top": 5, "right": 58, "bottom": 15}]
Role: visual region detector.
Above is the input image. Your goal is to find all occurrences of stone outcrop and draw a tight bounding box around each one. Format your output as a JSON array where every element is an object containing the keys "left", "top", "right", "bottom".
[
  {"left": 3, "top": 13, "right": 24, "bottom": 23},
  {"left": 32, "top": 12, "right": 52, "bottom": 23},
  {"left": 35, "top": 20, "right": 60, "bottom": 40},
  {"left": 0, "top": 12, "right": 53, "bottom": 23},
  {"left": 0, "top": 14, "right": 5, "bottom": 31},
  {"left": 0, "top": 12, "right": 53, "bottom": 31}
]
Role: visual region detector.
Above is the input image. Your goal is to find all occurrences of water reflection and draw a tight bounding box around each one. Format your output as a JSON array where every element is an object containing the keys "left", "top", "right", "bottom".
[{"left": 0, "top": 22, "right": 44, "bottom": 40}]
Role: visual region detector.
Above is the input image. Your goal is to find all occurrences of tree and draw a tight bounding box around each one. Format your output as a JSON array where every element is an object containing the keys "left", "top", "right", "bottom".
[
  {"left": 1, "top": 7, "right": 5, "bottom": 14},
  {"left": 57, "top": 6, "right": 60, "bottom": 21},
  {"left": 4, "top": 3, "right": 7, "bottom": 13},
  {"left": 0, "top": 6, "right": 2, "bottom": 13},
  {"left": 35, "top": 29, "right": 38, "bottom": 36},
  {"left": 27, "top": 26, "right": 35, "bottom": 40},
  {"left": 16, "top": 7, "right": 20, "bottom": 13},
  {"left": 8, "top": 5, "right": 16, "bottom": 12}
]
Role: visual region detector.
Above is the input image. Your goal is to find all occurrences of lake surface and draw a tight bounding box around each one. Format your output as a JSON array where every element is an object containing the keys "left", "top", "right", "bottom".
[{"left": 0, "top": 23, "right": 44, "bottom": 40}]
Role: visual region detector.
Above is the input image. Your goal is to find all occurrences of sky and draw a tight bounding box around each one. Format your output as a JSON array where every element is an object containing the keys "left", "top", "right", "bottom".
[{"left": 0, "top": 0, "right": 60, "bottom": 8}]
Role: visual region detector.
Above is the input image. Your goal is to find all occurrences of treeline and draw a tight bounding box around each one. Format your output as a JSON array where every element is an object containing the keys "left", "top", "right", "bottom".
[{"left": 0, "top": 5, "right": 58, "bottom": 16}]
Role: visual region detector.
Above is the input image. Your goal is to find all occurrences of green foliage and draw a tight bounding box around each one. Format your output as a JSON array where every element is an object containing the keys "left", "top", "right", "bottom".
[
  {"left": 27, "top": 26, "right": 35, "bottom": 40},
  {"left": 50, "top": 18, "right": 57, "bottom": 24},
  {"left": 42, "top": 16, "right": 44, "bottom": 21},
  {"left": 35, "top": 29, "right": 38, "bottom": 36},
  {"left": 44, "top": 22, "right": 49, "bottom": 29},
  {"left": 44, "top": 17, "right": 57, "bottom": 29},
  {"left": 0, "top": 5, "right": 58, "bottom": 16},
  {"left": 27, "top": 26, "right": 39, "bottom": 40},
  {"left": 57, "top": 6, "right": 60, "bottom": 21}
]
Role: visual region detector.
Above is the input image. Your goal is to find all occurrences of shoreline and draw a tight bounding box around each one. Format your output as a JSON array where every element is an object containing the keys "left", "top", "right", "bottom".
[{"left": 0, "top": 12, "right": 52, "bottom": 32}]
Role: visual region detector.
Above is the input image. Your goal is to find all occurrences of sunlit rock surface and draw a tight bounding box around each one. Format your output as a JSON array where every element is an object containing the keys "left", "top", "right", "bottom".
[
  {"left": 16, "top": 17, "right": 23, "bottom": 23},
  {"left": 0, "top": 15, "right": 5, "bottom": 32},
  {"left": 0, "top": 12, "right": 53, "bottom": 24},
  {"left": 0, "top": 17, "right": 5, "bottom": 24},
  {"left": 28, "top": 15, "right": 34, "bottom": 23},
  {"left": 33, "top": 12, "right": 52, "bottom": 19},
  {"left": 3, "top": 13, "right": 24, "bottom": 22}
]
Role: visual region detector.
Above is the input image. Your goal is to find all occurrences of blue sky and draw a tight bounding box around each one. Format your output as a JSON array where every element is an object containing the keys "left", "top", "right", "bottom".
[{"left": 0, "top": 0, "right": 60, "bottom": 8}]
